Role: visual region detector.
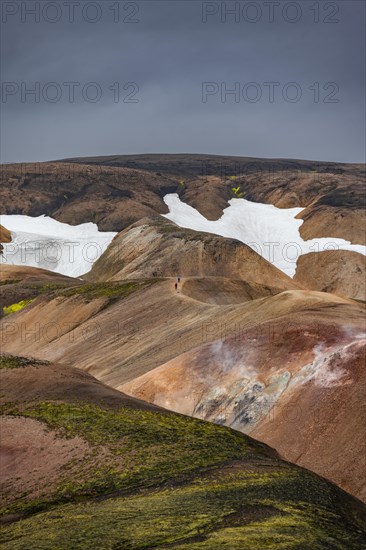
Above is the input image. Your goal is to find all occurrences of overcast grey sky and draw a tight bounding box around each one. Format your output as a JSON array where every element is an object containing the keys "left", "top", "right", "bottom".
[{"left": 1, "top": 0, "right": 365, "bottom": 163}]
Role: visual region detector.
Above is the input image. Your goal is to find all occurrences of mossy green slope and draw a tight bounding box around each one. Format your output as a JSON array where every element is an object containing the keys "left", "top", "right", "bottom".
[
  {"left": 51, "top": 280, "right": 161, "bottom": 303},
  {"left": 1, "top": 355, "right": 365, "bottom": 549},
  {"left": 0, "top": 277, "right": 160, "bottom": 318},
  {"left": 0, "top": 355, "right": 49, "bottom": 369},
  {"left": 3, "top": 475, "right": 366, "bottom": 550}
]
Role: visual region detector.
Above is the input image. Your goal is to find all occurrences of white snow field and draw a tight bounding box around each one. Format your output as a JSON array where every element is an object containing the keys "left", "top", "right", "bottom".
[
  {"left": 162, "top": 194, "right": 366, "bottom": 277},
  {"left": 0, "top": 215, "right": 117, "bottom": 277}
]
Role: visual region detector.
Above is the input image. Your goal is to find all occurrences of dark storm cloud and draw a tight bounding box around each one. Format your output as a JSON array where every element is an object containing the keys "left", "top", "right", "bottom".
[{"left": 1, "top": 0, "right": 365, "bottom": 163}]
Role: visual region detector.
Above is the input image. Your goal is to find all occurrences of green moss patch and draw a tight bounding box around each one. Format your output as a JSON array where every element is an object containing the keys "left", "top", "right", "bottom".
[
  {"left": 1, "top": 474, "right": 365, "bottom": 549},
  {"left": 0, "top": 355, "right": 49, "bottom": 369},
  {"left": 1, "top": 356, "right": 366, "bottom": 548},
  {"left": 1, "top": 401, "right": 254, "bottom": 500},
  {"left": 35, "top": 283, "right": 73, "bottom": 293},
  {"left": 2, "top": 299, "right": 35, "bottom": 316},
  {"left": 0, "top": 279, "right": 21, "bottom": 286},
  {"left": 53, "top": 280, "right": 159, "bottom": 304}
]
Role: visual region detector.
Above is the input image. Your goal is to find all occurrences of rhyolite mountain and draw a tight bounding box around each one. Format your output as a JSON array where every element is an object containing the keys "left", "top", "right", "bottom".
[{"left": 1, "top": 154, "right": 366, "bottom": 547}]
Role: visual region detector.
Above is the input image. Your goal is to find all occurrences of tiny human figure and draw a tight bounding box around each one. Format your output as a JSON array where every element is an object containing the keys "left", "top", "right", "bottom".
[
  {"left": 175, "top": 283, "right": 178, "bottom": 291},
  {"left": 178, "top": 276, "right": 181, "bottom": 284}
]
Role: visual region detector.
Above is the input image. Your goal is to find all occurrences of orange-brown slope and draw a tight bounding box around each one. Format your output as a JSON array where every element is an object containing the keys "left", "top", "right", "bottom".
[
  {"left": 180, "top": 277, "right": 281, "bottom": 305},
  {"left": 0, "top": 355, "right": 158, "bottom": 412},
  {"left": 0, "top": 224, "right": 11, "bottom": 244},
  {"left": 122, "top": 290, "right": 366, "bottom": 502},
  {"left": 1, "top": 416, "right": 90, "bottom": 509},
  {"left": 294, "top": 250, "right": 366, "bottom": 301},
  {"left": 252, "top": 341, "right": 366, "bottom": 503},
  {"left": 297, "top": 187, "right": 366, "bottom": 245},
  {"left": 0, "top": 224, "right": 11, "bottom": 253},
  {"left": 0, "top": 277, "right": 304, "bottom": 389},
  {"left": 86, "top": 216, "right": 301, "bottom": 293},
  {"left": 0, "top": 265, "right": 80, "bottom": 312},
  {"left": 0, "top": 162, "right": 176, "bottom": 232},
  {"left": 0, "top": 264, "right": 78, "bottom": 284}
]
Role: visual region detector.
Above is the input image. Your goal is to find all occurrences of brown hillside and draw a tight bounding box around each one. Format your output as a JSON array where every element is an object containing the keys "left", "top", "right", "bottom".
[
  {"left": 57, "top": 154, "right": 366, "bottom": 244},
  {"left": 0, "top": 162, "right": 174, "bottom": 232},
  {"left": 122, "top": 290, "right": 366, "bottom": 502},
  {"left": 86, "top": 216, "right": 300, "bottom": 292},
  {"left": 0, "top": 264, "right": 78, "bottom": 284},
  {"left": 0, "top": 265, "right": 80, "bottom": 312},
  {"left": 0, "top": 276, "right": 309, "bottom": 390},
  {"left": 0, "top": 224, "right": 11, "bottom": 244},
  {"left": 294, "top": 250, "right": 366, "bottom": 301},
  {"left": 180, "top": 277, "right": 281, "bottom": 305},
  {"left": 0, "top": 224, "right": 11, "bottom": 253}
]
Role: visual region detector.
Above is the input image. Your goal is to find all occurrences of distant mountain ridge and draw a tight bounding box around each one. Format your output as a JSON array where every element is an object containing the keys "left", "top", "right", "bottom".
[{"left": 1, "top": 154, "right": 365, "bottom": 241}]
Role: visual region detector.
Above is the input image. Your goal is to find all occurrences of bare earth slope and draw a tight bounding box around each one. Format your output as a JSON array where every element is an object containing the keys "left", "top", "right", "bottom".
[
  {"left": 0, "top": 162, "right": 175, "bottom": 232},
  {"left": 1, "top": 353, "right": 366, "bottom": 549},
  {"left": 122, "top": 290, "right": 366, "bottom": 503},
  {"left": 0, "top": 224, "right": 11, "bottom": 244},
  {"left": 0, "top": 265, "right": 80, "bottom": 313},
  {"left": 180, "top": 277, "right": 280, "bottom": 305},
  {"left": 0, "top": 264, "right": 77, "bottom": 284},
  {"left": 0, "top": 224, "right": 11, "bottom": 253},
  {"left": 0, "top": 279, "right": 300, "bottom": 387},
  {"left": 86, "top": 216, "right": 300, "bottom": 292},
  {"left": 3, "top": 274, "right": 365, "bottom": 504},
  {"left": 294, "top": 250, "right": 366, "bottom": 301}
]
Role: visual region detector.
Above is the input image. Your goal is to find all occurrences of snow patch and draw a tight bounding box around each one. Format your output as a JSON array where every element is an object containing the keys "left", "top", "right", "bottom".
[
  {"left": 0, "top": 214, "right": 116, "bottom": 277},
  {"left": 162, "top": 194, "right": 366, "bottom": 277}
]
